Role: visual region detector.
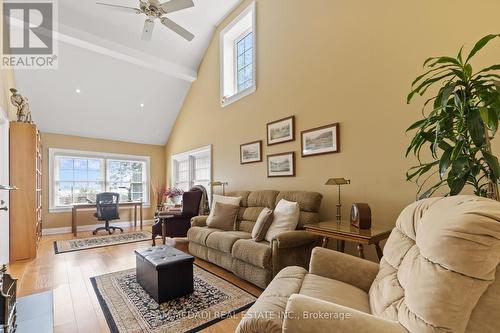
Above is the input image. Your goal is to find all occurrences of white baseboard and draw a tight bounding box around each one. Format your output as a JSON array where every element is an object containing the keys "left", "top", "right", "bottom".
[{"left": 42, "top": 219, "right": 155, "bottom": 236}]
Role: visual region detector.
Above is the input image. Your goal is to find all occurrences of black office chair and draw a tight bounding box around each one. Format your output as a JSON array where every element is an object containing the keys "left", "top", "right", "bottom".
[{"left": 93, "top": 192, "right": 123, "bottom": 235}]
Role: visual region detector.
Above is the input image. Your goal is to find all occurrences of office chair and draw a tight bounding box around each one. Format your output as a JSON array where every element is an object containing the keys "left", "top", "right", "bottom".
[{"left": 93, "top": 192, "right": 123, "bottom": 235}]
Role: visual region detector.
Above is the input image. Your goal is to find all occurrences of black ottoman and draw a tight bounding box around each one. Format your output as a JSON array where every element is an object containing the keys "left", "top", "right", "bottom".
[{"left": 134, "top": 245, "right": 195, "bottom": 303}]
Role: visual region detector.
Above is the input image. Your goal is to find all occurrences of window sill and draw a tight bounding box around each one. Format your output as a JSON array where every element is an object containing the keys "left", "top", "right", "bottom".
[
  {"left": 221, "top": 85, "right": 256, "bottom": 107},
  {"left": 49, "top": 204, "right": 151, "bottom": 214}
]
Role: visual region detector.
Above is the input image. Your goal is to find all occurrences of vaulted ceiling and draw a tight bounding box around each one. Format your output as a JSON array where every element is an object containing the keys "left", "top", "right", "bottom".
[{"left": 14, "top": 0, "right": 241, "bottom": 145}]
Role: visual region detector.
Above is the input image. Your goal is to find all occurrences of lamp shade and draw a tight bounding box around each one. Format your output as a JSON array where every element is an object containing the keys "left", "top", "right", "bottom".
[
  {"left": 325, "top": 178, "right": 351, "bottom": 185},
  {"left": 209, "top": 181, "right": 228, "bottom": 186}
]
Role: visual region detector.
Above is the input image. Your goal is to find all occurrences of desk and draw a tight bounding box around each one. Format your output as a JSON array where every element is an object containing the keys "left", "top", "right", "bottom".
[
  {"left": 71, "top": 201, "right": 143, "bottom": 236},
  {"left": 305, "top": 221, "right": 392, "bottom": 260}
]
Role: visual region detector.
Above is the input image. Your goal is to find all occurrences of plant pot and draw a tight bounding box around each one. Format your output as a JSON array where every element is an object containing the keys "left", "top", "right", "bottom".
[{"left": 169, "top": 196, "right": 182, "bottom": 205}]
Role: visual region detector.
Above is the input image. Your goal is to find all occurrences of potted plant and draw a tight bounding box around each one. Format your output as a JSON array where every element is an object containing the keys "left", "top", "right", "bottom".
[{"left": 406, "top": 34, "right": 500, "bottom": 200}]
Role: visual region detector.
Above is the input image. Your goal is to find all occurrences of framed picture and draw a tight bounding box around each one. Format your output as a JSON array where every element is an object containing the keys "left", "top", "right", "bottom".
[
  {"left": 301, "top": 123, "right": 340, "bottom": 157},
  {"left": 267, "top": 116, "right": 295, "bottom": 146},
  {"left": 267, "top": 152, "right": 295, "bottom": 177},
  {"left": 240, "top": 140, "right": 262, "bottom": 164}
]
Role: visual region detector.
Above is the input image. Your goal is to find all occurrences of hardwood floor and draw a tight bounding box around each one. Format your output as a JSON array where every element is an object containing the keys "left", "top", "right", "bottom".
[{"left": 7, "top": 226, "right": 263, "bottom": 333}]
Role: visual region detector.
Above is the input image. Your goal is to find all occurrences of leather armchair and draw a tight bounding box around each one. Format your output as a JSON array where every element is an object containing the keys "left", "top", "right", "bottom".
[{"left": 152, "top": 190, "right": 202, "bottom": 245}]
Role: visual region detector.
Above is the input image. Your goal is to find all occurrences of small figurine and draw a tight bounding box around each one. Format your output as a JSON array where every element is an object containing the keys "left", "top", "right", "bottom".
[
  {"left": 9, "top": 88, "right": 32, "bottom": 123},
  {"left": 22, "top": 97, "right": 32, "bottom": 124}
]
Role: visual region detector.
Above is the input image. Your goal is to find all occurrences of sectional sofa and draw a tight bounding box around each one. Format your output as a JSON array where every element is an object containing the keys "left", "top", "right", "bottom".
[{"left": 187, "top": 190, "right": 323, "bottom": 288}]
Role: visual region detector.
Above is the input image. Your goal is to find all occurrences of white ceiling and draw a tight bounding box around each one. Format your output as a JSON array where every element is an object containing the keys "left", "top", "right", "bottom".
[{"left": 14, "top": 0, "right": 241, "bottom": 145}]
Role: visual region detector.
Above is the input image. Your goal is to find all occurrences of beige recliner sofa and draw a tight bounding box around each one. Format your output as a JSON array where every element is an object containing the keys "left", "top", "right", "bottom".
[
  {"left": 237, "top": 195, "right": 500, "bottom": 333},
  {"left": 187, "top": 190, "right": 323, "bottom": 288}
]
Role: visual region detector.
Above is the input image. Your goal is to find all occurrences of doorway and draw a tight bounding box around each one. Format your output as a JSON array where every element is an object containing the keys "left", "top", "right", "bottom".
[{"left": 0, "top": 107, "right": 9, "bottom": 265}]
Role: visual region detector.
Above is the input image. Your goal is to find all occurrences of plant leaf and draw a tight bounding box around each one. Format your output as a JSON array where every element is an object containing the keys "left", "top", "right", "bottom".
[
  {"left": 427, "top": 56, "right": 461, "bottom": 68},
  {"left": 487, "top": 107, "right": 498, "bottom": 134},
  {"left": 411, "top": 65, "right": 454, "bottom": 87},
  {"left": 439, "top": 149, "right": 452, "bottom": 178},
  {"left": 479, "top": 106, "right": 489, "bottom": 123},
  {"left": 483, "top": 151, "right": 500, "bottom": 182},
  {"left": 465, "top": 64, "right": 473, "bottom": 77},
  {"left": 466, "top": 34, "right": 500, "bottom": 63},
  {"left": 457, "top": 46, "right": 464, "bottom": 64},
  {"left": 476, "top": 64, "right": 500, "bottom": 76},
  {"left": 418, "top": 180, "right": 445, "bottom": 200},
  {"left": 406, "top": 119, "right": 428, "bottom": 132},
  {"left": 451, "top": 156, "right": 470, "bottom": 178},
  {"left": 451, "top": 140, "right": 465, "bottom": 160},
  {"left": 441, "top": 83, "right": 456, "bottom": 111},
  {"left": 407, "top": 73, "right": 454, "bottom": 103},
  {"left": 448, "top": 174, "right": 468, "bottom": 195},
  {"left": 467, "top": 108, "right": 485, "bottom": 147}
]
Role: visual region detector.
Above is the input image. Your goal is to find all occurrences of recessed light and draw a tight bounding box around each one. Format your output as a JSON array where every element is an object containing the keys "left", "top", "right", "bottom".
[
  {"left": 140, "top": 103, "right": 145, "bottom": 108},
  {"left": 75, "top": 88, "right": 81, "bottom": 94}
]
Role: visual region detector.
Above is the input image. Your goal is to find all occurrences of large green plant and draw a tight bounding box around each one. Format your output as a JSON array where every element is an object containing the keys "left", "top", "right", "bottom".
[{"left": 406, "top": 34, "right": 500, "bottom": 200}]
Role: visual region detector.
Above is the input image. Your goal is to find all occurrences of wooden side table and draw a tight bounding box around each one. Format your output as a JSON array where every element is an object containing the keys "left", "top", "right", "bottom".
[{"left": 305, "top": 221, "right": 392, "bottom": 260}]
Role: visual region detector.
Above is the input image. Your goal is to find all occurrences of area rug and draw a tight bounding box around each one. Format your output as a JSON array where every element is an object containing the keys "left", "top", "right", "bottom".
[
  {"left": 90, "top": 265, "right": 257, "bottom": 333},
  {"left": 54, "top": 231, "right": 151, "bottom": 254}
]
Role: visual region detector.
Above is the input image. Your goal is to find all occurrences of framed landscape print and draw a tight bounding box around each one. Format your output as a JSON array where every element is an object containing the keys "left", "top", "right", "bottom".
[
  {"left": 267, "top": 152, "right": 295, "bottom": 177},
  {"left": 240, "top": 140, "right": 262, "bottom": 164},
  {"left": 267, "top": 116, "right": 295, "bottom": 146},
  {"left": 301, "top": 123, "right": 339, "bottom": 157}
]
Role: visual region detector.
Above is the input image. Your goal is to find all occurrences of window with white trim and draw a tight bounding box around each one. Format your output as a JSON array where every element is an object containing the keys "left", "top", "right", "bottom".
[
  {"left": 235, "top": 31, "right": 254, "bottom": 92},
  {"left": 49, "top": 149, "right": 150, "bottom": 212},
  {"left": 171, "top": 145, "right": 211, "bottom": 194},
  {"left": 220, "top": 2, "right": 256, "bottom": 107}
]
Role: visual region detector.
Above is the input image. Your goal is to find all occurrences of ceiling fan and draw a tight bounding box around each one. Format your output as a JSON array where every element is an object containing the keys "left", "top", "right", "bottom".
[{"left": 96, "top": 0, "right": 195, "bottom": 41}]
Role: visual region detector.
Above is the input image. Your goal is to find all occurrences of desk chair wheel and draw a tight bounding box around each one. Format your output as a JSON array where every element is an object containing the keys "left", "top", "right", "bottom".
[{"left": 93, "top": 223, "right": 124, "bottom": 235}]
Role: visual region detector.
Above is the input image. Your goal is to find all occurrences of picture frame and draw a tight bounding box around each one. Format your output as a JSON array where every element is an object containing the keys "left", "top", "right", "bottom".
[
  {"left": 266, "top": 116, "right": 295, "bottom": 146},
  {"left": 301, "top": 123, "right": 340, "bottom": 157},
  {"left": 267, "top": 152, "right": 295, "bottom": 177},
  {"left": 240, "top": 140, "right": 262, "bottom": 164}
]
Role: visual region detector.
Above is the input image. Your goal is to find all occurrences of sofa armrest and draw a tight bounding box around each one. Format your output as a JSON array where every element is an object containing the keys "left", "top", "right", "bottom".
[
  {"left": 273, "top": 231, "right": 321, "bottom": 249},
  {"left": 271, "top": 232, "right": 322, "bottom": 277},
  {"left": 191, "top": 215, "right": 208, "bottom": 227},
  {"left": 283, "top": 294, "right": 407, "bottom": 333},
  {"left": 309, "top": 247, "right": 379, "bottom": 292}
]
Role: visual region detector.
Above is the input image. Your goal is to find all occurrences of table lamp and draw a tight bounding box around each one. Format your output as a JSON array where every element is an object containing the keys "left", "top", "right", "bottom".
[{"left": 325, "top": 177, "right": 351, "bottom": 221}]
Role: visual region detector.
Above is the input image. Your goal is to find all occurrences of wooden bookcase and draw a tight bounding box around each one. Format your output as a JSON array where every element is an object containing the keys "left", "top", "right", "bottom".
[{"left": 9, "top": 122, "right": 42, "bottom": 261}]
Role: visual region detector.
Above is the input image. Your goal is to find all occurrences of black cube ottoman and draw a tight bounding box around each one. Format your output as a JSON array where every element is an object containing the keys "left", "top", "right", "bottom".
[{"left": 134, "top": 245, "right": 195, "bottom": 303}]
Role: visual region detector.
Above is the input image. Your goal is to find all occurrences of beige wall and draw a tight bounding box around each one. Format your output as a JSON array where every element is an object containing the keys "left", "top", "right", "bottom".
[
  {"left": 165, "top": 0, "right": 500, "bottom": 258},
  {"left": 0, "top": 3, "right": 16, "bottom": 120},
  {"left": 41, "top": 132, "right": 166, "bottom": 229},
  {"left": 0, "top": 69, "right": 16, "bottom": 120}
]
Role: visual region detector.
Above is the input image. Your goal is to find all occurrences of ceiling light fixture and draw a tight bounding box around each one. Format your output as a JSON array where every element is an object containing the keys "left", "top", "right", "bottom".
[
  {"left": 140, "top": 103, "right": 145, "bottom": 108},
  {"left": 75, "top": 88, "right": 81, "bottom": 94}
]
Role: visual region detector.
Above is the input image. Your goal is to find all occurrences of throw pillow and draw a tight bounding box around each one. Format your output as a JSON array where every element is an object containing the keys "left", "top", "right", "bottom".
[
  {"left": 265, "top": 199, "right": 300, "bottom": 242},
  {"left": 206, "top": 194, "right": 242, "bottom": 224},
  {"left": 251, "top": 207, "right": 274, "bottom": 242},
  {"left": 206, "top": 202, "right": 240, "bottom": 231}
]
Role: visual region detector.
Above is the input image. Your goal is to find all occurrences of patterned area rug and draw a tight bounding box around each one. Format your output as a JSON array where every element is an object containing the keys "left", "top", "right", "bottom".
[
  {"left": 91, "top": 265, "right": 257, "bottom": 333},
  {"left": 54, "top": 231, "right": 151, "bottom": 254}
]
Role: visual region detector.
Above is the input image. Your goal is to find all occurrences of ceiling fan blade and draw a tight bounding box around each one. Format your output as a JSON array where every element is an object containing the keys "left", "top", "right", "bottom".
[
  {"left": 160, "top": 0, "right": 194, "bottom": 13},
  {"left": 141, "top": 19, "right": 155, "bottom": 41},
  {"left": 160, "top": 17, "right": 194, "bottom": 41},
  {"left": 96, "top": 2, "right": 141, "bottom": 14}
]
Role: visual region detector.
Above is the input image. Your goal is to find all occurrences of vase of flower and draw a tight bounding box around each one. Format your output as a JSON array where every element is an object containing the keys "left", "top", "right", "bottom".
[{"left": 166, "top": 187, "right": 184, "bottom": 206}]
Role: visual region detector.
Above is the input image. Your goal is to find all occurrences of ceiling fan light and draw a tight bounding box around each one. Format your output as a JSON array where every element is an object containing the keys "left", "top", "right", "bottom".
[{"left": 142, "top": 19, "right": 155, "bottom": 41}]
